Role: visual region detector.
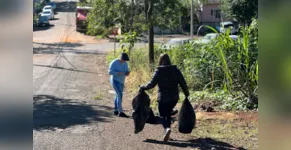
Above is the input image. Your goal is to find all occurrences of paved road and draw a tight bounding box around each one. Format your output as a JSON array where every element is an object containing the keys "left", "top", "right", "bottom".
[{"left": 33, "top": 0, "right": 223, "bottom": 150}]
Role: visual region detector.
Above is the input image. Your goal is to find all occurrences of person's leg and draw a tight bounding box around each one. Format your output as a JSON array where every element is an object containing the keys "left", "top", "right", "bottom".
[
  {"left": 114, "top": 82, "right": 123, "bottom": 113},
  {"left": 110, "top": 79, "right": 118, "bottom": 112},
  {"left": 117, "top": 83, "right": 124, "bottom": 112},
  {"left": 113, "top": 81, "right": 128, "bottom": 117},
  {"left": 159, "top": 100, "right": 178, "bottom": 142},
  {"left": 167, "top": 100, "right": 178, "bottom": 127},
  {"left": 114, "top": 97, "right": 118, "bottom": 111},
  {"left": 159, "top": 102, "right": 172, "bottom": 142},
  {"left": 158, "top": 102, "right": 168, "bottom": 129},
  {"left": 115, "top": 81, "right": 123, "bottom": 112}
]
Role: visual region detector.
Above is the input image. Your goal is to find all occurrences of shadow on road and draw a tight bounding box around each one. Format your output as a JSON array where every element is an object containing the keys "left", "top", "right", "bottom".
[
  {"left": 34, "top": 95, "right": 113, "bottom": 130},
  {"left": 34, "top": 42, "right": 83, "bottom": 48},
  {"left": 33, "top": 24, "right": 55, "bottom": 32},
  {"left": 33, "top": 47, "right": 106, "bottom": 55},
  {"left": 33, "top": 42, "right": 105, "bottom": 55},
  {"left": 33, "top": 64, "right": 105, "bottom": 75},
  {"left": 51, "top": 18, "right": 60, "bottom": 21},
  {"left": 144, "top": 138, "right": 246, "bottom": 150}
]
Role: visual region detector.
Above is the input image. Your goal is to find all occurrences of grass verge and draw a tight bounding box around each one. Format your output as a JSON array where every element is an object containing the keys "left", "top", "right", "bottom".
[{"left": 190, "top": 115, "right": 258, "bottom": 149}]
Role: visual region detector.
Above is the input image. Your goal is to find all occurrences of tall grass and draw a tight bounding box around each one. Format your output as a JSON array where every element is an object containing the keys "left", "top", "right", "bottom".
[{"left": 200, "top": 19, "right": 258, "bottom": 107}]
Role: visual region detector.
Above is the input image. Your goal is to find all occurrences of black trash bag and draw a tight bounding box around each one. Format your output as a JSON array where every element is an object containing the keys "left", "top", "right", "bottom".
[
  {"left": 132, "top": 90, "right": 151, "bottom": 134},
  {"left": 146, "top": 107, "right": 157, "bottom": 124},
  {"left": 178, "top": 97, "right": 196, "bottom": 134}
]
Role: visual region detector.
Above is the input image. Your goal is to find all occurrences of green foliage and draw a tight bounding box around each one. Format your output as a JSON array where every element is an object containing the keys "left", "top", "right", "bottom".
[
  {"left": 87, "top": 0, "right": 121, "bottom": 37},
  {"left": 87, "top": 0, "right": 189, "bottom": 36},
  {"left": 221, "top": 96, "right": 255, "bottom": 111},
  {"left": 77, "top": 1, "right": 89, "bottom": 6},
  {"left": 119, "top": 32, "right": 137, "bottom": 54},
  {"left": 35, "top": 2, "right": 42, "bottom": 10},
  {"left": 220, "top": 0, "right": 258, "bottom": 25}
]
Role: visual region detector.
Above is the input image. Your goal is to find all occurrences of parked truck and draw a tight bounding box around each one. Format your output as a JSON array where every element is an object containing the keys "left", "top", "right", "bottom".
[{"left": 76, "top": 6, "right": 92, "bottom": 32}]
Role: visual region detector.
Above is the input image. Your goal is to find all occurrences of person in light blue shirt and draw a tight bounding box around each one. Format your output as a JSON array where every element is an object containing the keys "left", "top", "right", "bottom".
[{"left": 108, "top": 53, "right": 130, "bottom": 117}]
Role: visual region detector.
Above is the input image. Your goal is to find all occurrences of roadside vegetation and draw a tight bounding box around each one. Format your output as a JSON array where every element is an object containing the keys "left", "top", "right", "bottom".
[
  {"left": 106, "top": 22, "right": 258, "bottom": 149},
  {"left": 107, "top": 19, "right": 258, "bottom": 111},
  {"left": 190, "top": 113, "right": 258, "bottom": 149}
]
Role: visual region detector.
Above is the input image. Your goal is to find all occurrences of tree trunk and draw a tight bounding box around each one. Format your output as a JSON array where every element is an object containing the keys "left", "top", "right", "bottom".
[
  {"left": 149, "top": 24, "right": 154, "bottom": 67},
  {"left": 148, "top": 0, "right": 154, "bottom": 69},
  {"left": 129, "top": 0, "right": 135, "bottom": 32}
]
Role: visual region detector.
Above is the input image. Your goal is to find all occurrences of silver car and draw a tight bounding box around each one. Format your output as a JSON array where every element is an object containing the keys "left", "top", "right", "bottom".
[
  {"left": 195, "top": 33, "right": 239, "bottom": 44},
  {"left": 195, "top": 33, "right": 218, "bottom": 44},
  {"left": 161, "top": 38, "right": 192, "bottom": 50}
]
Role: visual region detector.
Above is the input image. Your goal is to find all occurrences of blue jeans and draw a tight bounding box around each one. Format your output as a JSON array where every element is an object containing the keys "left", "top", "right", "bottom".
[{"left": 110, "top": 79, "right": 124, "bottom": 112}]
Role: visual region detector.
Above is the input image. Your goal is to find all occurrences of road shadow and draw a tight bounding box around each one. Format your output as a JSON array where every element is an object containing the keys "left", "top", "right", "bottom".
[
  {"left": 34, "top": 95, "right": 113, "bottom": 130},
  {"left": 50, "top": 18, "right": 60, "bottom": 21},
  {"left": 33, "top": 64, "right": 106, "bottom": 75},
  {"left": 144, "top": 138, "right": 246, "bottom": 150},
  {"left": 33, "top": 42, "right": 83, "bottom": 48},
  {"left": 33, "top": 47, "right": 106, "bottom": 55},
  {"left": 33, "top": 24, "right": 55, "bottom": 32},
  {"left": 33, "top": 42, "right": 105, "bottom": 55}
]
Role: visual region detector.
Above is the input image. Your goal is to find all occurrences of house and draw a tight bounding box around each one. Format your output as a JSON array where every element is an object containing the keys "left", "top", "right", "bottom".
[
  {"left": 155, "top": 0, "right": 230, "bottom": 34},
  {"left": 198, "top": 0, "right": 225, "bottom": 27},
  {"left": 196, "top": 0, "right": 235, "bottom": 34}
]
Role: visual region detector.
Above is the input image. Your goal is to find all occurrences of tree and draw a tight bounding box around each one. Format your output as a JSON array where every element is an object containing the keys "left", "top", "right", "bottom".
[
  {"left": 87, "top": 0, "right": 186, "bottom": 67},
  {"left": 143, "top": 0, "right": 185, "bottom": 67},
  {"left": 220, "top": 0, "right": 258, "bottom": 25}
]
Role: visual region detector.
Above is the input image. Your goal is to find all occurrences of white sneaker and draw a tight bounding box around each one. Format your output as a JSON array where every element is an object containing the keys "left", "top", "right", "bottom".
[{"left": 163, "top": 128, "right": 171, "bottom": 142}]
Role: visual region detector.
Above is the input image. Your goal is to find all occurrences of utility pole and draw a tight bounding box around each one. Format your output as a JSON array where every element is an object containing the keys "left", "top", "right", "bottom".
[{"left": 190, "top": 0, "right": 194, "bottom": 39}]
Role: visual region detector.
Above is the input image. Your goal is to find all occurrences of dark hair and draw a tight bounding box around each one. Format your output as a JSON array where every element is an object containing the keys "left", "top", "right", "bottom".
[
  {"left": 120, "top": 53, "right": 130, "bottom": 61},
  {"left": 158, "top": 53, "right": 171, "bottom": 66}
]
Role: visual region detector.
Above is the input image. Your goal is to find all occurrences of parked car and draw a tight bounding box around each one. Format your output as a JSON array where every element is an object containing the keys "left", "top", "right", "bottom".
[
  {"left": 229, "top": 35, "right": 239, "bottom": 41},
  {"left": 195, "top": 33, "right": 218, "bottom": 44},
  {"left": 40, "top": 10, "right": 54, "bottom": 20},
  {"left": 195, "top": 33, "right": 239, "bottom": 44},
  {"left": 42, "top": 5, "right": 53, "bottom": 12},
  {"left": 37, "top": 16, "right": 50, "bottom": 27},
  {"left": 219, "top": 21, "right": 237, "bottom": 35},
  {"left": 161, "top": 38, "right": 192, "bottom": 50}
]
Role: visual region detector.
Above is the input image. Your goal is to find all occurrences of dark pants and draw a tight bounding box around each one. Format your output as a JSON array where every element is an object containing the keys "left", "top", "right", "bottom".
[{"left": 158, "top": 100, "right": 178, "bottom": 129}]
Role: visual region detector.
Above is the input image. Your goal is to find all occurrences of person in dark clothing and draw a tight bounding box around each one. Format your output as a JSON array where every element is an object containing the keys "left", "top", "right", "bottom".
[{"left": 139, "top": 53, "right": 189, "bottom": 142}]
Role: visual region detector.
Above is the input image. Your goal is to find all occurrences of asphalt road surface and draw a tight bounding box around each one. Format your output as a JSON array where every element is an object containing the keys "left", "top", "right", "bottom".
[{"left": 33, "top": 0, "right": 233, "bottom": 150}]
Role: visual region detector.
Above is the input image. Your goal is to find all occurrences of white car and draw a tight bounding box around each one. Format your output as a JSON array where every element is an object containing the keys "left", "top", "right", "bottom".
[
  {"left": 195, "top": 33, "right": 239, "bottom": 44},
  {"left": 40, "top": 10, "right": 54, "bottom": 20},
  {"left": 195, "top": 33, "right": 218, "bottom": 44},
  {"left": 219, "top": 21, "right": 236, "bottom": 35},
  {"left": 42, "top": 5, "right": 53, "bottom": 12},
  {"left": 161, "top": 38, "right": 192, "bottom": 50}
]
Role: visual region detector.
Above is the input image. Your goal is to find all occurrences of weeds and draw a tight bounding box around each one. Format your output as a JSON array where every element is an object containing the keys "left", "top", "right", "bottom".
[
  {"left": 191, "top": 118, "right": 258, "bottom": 149},
  {"left": 94, "top": 91, "right": 103, "bottom": 100}
]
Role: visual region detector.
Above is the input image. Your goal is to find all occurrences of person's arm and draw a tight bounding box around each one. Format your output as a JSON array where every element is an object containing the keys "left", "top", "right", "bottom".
[
  {"left": 108, "top": 61, "right": 123, "bottom": 76},
  {"left": 125, "top": 62, "right": 130, "bottom": 76},
  {"left": 177, "top": 69, "right": 190, "bottom": 97},
  {"left": 140, "top": 69, "right": 159, "bottom": 90}
]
